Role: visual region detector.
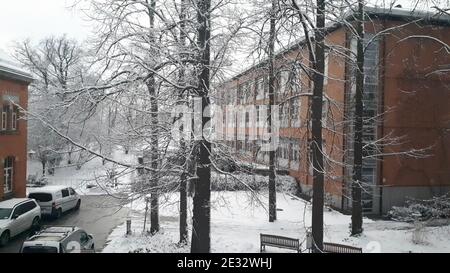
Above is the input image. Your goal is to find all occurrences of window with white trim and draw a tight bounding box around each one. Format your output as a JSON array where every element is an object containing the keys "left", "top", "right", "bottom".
[
  {"left": 324, "top": 50, "right": 330, "bottom": 85},
  {"left": 3, "top": 156, "right": 14, "bottom": 194},
  {"left": 290, "top": 98, "right": 300, "bottom": 128},
  {"left": 1, "top": 108, "right": 6, "bottom": 130},
  {"left": 11, "top": 106, "right": 18, "bottom": 130},
  {"left": 256, "top": 77, "right": 264, "bottom": 100}
]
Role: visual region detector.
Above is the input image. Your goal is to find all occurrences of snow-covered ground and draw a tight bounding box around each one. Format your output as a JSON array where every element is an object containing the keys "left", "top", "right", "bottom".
[
  {"left": 103, "top": 191, "right": 450, "bottom": 253},
  {"left": 25, "top": 150, "right": 450, "bottom": 253},
  {"left": 26, "top": 149, "right": 137, "bottom": 196}
]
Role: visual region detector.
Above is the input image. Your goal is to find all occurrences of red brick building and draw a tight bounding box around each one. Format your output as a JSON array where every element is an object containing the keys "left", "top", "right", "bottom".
[
  {"left": 217, "top": 7, "right": 450, "bottom": 215},
  {"left": 0, "top": 52, "right": 33, "bottom": 201}
]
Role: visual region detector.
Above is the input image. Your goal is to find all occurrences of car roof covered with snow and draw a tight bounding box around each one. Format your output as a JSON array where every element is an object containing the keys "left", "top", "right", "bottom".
[
  {"left": 0, "top": 49, "right": 33, "bottom": 83},
  {"left": 27, "top": 226, "right": 80, "bottom": 242},
  {"left": 28, "top": 185, "right": 70, "bottom": 193},
  {"left": 0, "top": 198, "right": 32, "bottom": 208}
]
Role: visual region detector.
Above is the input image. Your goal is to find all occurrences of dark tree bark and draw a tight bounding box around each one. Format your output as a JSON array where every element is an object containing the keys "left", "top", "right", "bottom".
[
  {"left": 178, "top": 0, "right": 188, "bottom": 245},
  {"left": 311, "top": 0, "right": 326, "bottom": 253},
  {"left": 41, "top": 160, "right": 46, "bottom": 176},
  {"left": 190, "top": 0, "right": 211, "bottom": 253},
  {"left": 351, "top": 0, "right": 365, "bottom": 236},
  {"left": 268, "top": 0, "right": 277, "bottom": 223},
  {"left": 147, "top": 0, "right": 160, "bottom": 235}
]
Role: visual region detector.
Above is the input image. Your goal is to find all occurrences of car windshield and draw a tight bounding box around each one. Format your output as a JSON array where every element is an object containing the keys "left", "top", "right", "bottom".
[
  {"left": 22, "top": 246, "right": 59, "bottom": 253},
  {"left": 0, "top": 208, "right": 12, "bottom": 220}
]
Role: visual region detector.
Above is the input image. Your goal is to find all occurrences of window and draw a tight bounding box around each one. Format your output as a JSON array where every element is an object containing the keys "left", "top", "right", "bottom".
[
  {"left": 3, "top": 156, "right": 14, "bottom": 194},
  {"left": 322, "top": 98, "right": 329, "bottom": 127},
  {"left": 12, "top": 204, "right": 25, "bottom": 218},
  {"left": 22, "top": 201, "right": 37, "bottom": 213},
  {"left": 22, "top": 246, "right": 59, "bottom": 253},
  {"left": 11, "top": 108, "right": 17, "bottom": 130},
  {"left": 264, "top": 76, "right": 269, "bottom": 99},
  {"left": 69, "top": 188, "right": 76, "bottom": 195},
  {"left": 62, "top": 189, "right": 70, "bottom": 198},
  {"left": 256, "top": 78, "right": 264, "bottom": 100},
  {"left": 324, "top": 50, "right": 330, "bottom": 85},
  {"left": 256, "top": 106, "right": 260, "bottom": 123},
  {"left": 1, "top": 106, "right": 7, "bottom": 130},
  {"left": 29, "top": 193, "right": 53, "bottom": 202},
  {"left": 290, "top": 98, "right": 300, "bottom": 128},
  {"left": 278, "top": 70, "right": 289, "bottom": 95},
  {"left": 279, "top": 104, "right": 289, "bottom": 128},
  {"left": 0, "top": 208, "right": 12, "bottom": 220}
]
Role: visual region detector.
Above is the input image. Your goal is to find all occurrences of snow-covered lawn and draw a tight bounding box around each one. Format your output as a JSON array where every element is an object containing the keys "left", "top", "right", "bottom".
[
  {"left": 25, "top": 149, "right": 450, "bottom": 253},
  {"left": 103, "top": 191, "right": 450, "bottom": 253}
]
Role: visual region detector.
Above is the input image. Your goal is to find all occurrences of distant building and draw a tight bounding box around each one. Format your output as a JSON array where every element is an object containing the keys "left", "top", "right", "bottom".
[
  {"left": 0, "top": 51, "right": 33, "bottom": 201},
  {"left": 216, "top": 7, "right": 450, "bottom": 214}
]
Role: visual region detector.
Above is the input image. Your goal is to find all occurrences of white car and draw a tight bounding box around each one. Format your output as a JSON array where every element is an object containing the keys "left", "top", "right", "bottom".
[
  {"left": 0, "top": 198, "right": 41, "bottom": 247},
  {"left": 28, "top": 186, "right": 81, "bottom": 219},
  {"left": 20, "top": 226, "right": 95, "bottom": 253}
]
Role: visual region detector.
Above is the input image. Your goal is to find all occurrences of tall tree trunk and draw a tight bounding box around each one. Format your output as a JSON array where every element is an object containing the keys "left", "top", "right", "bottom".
[
  {"left": 42, "top": 160, "right": 46, "bottom": 176},
  {"left": 311, "top": 0, "right": 326, "bottom": 253},
  {"left": 268, "top": 0, "right": 277, "bottom": 223},
  {"left": 148, "top": 0, "right": 160, "bottom": 235},
  {"left": 179, "top": 0, "right": 188, "bottom": 244},
  {"left": 351, "top": 0, "right": 365, "bottom": 236},
  {"left": 191, "top": 0, "right": 211, "bottom": 253}
]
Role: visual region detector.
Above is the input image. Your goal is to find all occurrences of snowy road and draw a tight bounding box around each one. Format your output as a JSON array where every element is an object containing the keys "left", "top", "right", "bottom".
[{"left": 0, "top": 195, "right": 128, "bottom": 253}]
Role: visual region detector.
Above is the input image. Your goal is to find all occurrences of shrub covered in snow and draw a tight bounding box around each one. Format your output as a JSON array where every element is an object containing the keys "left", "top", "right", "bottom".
[
  {"left": 211, "top": 172, "right": 298, "bottom": 194},
  {"left": 388, "top": 193, "right": 450, "bottom": 222}
]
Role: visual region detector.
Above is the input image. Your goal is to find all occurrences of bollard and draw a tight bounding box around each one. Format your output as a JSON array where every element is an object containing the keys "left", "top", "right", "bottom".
[{"left": 126, "top": 219, "right": 132, "bottom": 235}]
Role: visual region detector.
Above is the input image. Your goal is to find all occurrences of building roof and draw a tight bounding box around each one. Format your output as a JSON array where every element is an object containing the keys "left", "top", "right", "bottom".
[
  {"left": 220, "top": 6, "right": 450, "bottom": 86},
  {"left": 0, "top": 49, "right": 34, "bottom": 84},
  {"left": 0, "top": 198, "right": 31, "bottom": 208},
  {"left": 363, "top": 6, "right": 450, "bottom": 25}
]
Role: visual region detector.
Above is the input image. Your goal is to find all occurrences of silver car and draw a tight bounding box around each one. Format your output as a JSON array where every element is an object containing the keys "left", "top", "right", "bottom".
[
  {"left": 0, "top": 198, "right": 41, "bottom": 246},
  {"left": 20, "top": 226, "right": 95, "bottom": 253}
]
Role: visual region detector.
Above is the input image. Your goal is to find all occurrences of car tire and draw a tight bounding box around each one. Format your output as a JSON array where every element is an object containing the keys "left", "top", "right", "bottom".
[
  {"left": 0, "top": 231, "right": 10, "bottom": 247},
  {"left": 53, "top": 208, "right": 63, "bottom": 219},
  {"left": 75, "top": 200, "right": 81, "bottom": 210},
  {"left": 31, "top": 217, "right": 41, "bottom": 231}
]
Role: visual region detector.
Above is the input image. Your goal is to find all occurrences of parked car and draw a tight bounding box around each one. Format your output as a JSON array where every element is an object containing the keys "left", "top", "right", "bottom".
[
  {"left": 0, "top": 198, "right": 41, "bottom": 247},
  {"left": 20, "top": 226, "right": 95, "bottom": 253},
  {"left": 28, "top": 186, "right": 81, "bottom": 219}
]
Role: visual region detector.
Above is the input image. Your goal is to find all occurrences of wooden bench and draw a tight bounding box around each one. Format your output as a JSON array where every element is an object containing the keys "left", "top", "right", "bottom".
[
  {"left": 323, "top": 242, "right": 362, "bottom": 253},
  {"left": 260, "top": 234, "right": 301, "bottom": 253}
]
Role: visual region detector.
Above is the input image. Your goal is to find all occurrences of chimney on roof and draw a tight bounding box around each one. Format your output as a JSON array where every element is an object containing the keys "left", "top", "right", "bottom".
[{"left": 395, "top": 4, "right": 402, "bottom": 8}]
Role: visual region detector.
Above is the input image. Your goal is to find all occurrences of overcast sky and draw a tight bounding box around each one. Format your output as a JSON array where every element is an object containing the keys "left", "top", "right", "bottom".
[
  {"left": 0, "top": 0, "right": 91, "bottom": 53},
  {"left": 0, "top": 0, "right": 439, "bottom": 57}
]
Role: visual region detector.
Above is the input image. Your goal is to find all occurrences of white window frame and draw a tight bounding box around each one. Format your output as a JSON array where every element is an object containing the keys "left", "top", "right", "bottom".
[
  {"left": 3, "top": 157, "right": 14, "bottom": 194},
  {"left": 1, "top": 110, "right": 6, "bottom": 130},
  {"left": 256, "top": 78, "right": 264, "bottom": 100},
  {"left": 324, "top": 50, "right": 330, "bottom": 85},
  {"left": 12, "top": 110, "right": 17, "bottom": 130}
]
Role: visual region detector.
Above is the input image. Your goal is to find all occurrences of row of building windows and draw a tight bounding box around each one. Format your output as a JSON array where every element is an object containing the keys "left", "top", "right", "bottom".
[
  {"left": 221, "top": 53, "right": 331, "bottom": 106},
  {"left": 230, "top": 138, "right": 300, "bottom": 170}
]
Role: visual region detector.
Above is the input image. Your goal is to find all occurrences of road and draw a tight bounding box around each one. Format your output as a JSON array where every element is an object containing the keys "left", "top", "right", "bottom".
[{"left": 0, "top": 195, "right": 128, "bottom": 253}]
